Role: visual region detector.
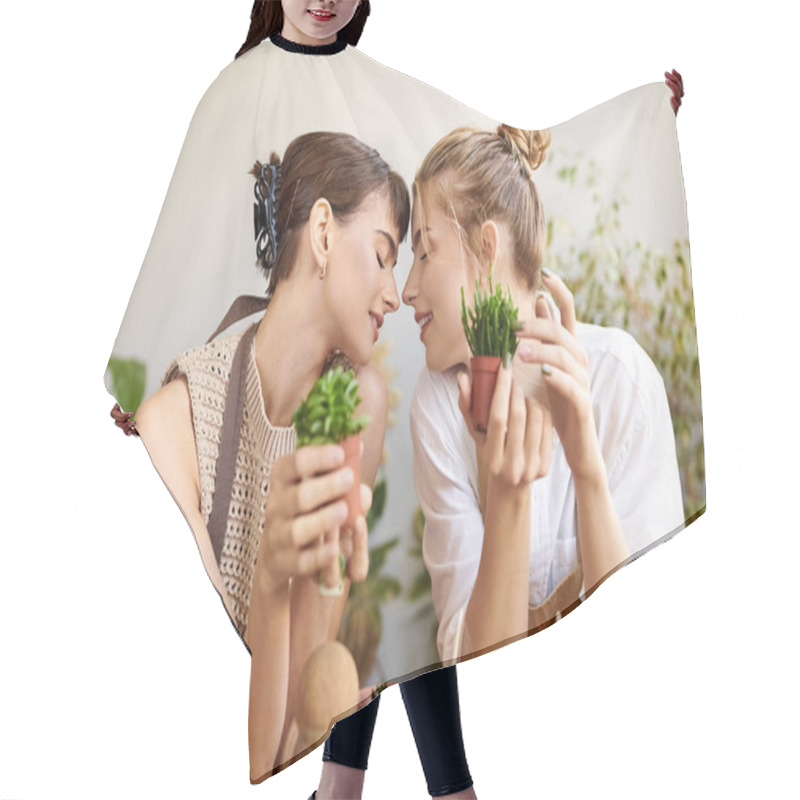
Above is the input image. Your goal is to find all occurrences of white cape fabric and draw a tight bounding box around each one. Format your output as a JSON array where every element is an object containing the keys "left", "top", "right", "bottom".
[{"left": 105, "top": 35, "right": 704, "bottom": 780}]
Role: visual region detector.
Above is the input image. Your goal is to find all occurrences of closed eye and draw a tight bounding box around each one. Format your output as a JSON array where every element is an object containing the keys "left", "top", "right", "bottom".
[{"left": 377, "top": 254, "right": 385, "bottom": 270}]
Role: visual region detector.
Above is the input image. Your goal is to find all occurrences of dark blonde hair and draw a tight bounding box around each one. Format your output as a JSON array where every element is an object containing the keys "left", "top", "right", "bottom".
[
  {"left": 413, "top": 124, "right": 551, "bottom": 291},
  {"left": 250, "top": 131, "right": 410, "bottom": 291},
  {"left": 236, "top": 0, "right": 371, "bottom": 58}
]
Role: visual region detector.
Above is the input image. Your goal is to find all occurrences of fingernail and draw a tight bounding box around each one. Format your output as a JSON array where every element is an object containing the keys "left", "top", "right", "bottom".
[
  {"left": 518, "top": 344, "right": 531, "bottom": 358},
  {"left": 333, "top": 445, "right": 345, "bottom": 463},
  {"left": 504, "top": 352, "right": 511, "bottom": 369},
  {"left": 542, "top": 363, "right": 553, "bottom": 376},
  {"left": 541, "top": 267, "right": 552, "bottom": 279}
]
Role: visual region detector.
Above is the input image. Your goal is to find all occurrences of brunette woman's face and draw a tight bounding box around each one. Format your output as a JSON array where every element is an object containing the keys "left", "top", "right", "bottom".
[
  {"left": 280, "top": 0, "right": 360, "bottom": 45},
  {"left": 402, "top": 192, "right": 478, "bottom": 373},
  {"left": 326, "top": 191, "right": 401, "bottom": 366}
]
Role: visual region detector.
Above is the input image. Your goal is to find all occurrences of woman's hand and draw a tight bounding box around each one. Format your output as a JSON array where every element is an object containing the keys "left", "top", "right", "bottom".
[
  {"left": 110, "top": 402, "right": 139, "bottom": 436},
  {"left": 456, "top": 353, "right": 553, "bottom": 501},
  {"left": 665, "top": 68, "right": 683, "bottom": 115},
  {"left": 457, "top": 353, "right": 548, "bottom": 653},
  {"left": 357, "top": 685, "right": 378, "bottom": 710},
  {"left": 256, "top": 442, "right": 368, "bottom": 595},
  {"left": 514, "top": 271, "right": 604, "bottom": 485},
  {"left": 342, "top": 479, "right": 371, "bottom": 584}
]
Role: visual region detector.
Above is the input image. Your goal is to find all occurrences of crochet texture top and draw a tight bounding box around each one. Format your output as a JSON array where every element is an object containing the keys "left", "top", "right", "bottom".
[
  {"left": 162, "top": 324, "right": 296, "bottom": 635},
  {"left": 161, "top": 322, "right": 357, "bottom": 636}
]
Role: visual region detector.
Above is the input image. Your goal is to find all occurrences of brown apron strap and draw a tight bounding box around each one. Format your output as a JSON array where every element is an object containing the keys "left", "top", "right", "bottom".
[
  {"left": 205, "top": 294, "right": 271, "bottom": 344},
  {"left": 528, "top": 563, "right": 584, "bottom": 634},
  {"left": 207, "top": 322, "right": 258, "bottom": 564}
]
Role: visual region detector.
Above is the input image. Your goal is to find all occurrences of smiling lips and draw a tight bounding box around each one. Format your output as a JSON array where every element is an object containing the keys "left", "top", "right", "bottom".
[
  {"left": 308, "top": 9, "right": 335, "bottom": 22},
  {"left": 370, "top": 312, "right": 383, "bottom": 341},
  {"left": 416, "top": 312, "right": 433, "bottom": 341}
]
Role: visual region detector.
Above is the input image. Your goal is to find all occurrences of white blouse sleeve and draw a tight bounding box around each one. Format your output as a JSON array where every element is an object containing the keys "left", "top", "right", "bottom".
[
  {"left": 409, "top": 369, "right": 485, "bottom": 664},
  {"left": 591, "top": 329, "right": 686, "bottom": 556}
]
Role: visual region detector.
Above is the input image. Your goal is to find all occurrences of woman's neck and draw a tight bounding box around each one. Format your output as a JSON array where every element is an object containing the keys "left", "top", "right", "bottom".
[
  {"left": 254, "top": 277, "right": 337, "bottom": 429},
  {"left": 280, "top": 20, "right": 337, "bottom": 47}
]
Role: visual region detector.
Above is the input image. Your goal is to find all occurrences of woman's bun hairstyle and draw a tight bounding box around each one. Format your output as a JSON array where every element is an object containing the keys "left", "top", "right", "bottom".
[
  {"left": 413, "top": 123, "right": 552, "bottom": 292},
  {"left": 496, "top": 124, "right": 552, "bottom": 177}
]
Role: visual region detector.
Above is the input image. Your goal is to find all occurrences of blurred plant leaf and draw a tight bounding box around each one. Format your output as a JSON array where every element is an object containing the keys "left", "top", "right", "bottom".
[
  {"left": 546, "top": 150, "right": 705, "bottom": 518},
  {"left": 366, "top": 478, "right": 387, "bottom": 531},
  {"left": 107, "top": 357, "right": 146, "bottom": 414}
]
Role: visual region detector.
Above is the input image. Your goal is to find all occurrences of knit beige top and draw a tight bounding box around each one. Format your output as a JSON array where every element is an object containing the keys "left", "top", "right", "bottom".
[
  {"left": 162, "top": 324, "right": 296, "bottom": 636},
  {"left": 161, "top": 322, "right": 358, "bottom": 638}
]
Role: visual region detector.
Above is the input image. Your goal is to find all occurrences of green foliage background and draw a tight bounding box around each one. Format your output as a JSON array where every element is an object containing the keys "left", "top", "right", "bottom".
[
  {"left": 106, "top": 357, "right": 146, "bottom": 414},
  {"left": 545, "top": 151, "right": 705, "bottom": 517}
]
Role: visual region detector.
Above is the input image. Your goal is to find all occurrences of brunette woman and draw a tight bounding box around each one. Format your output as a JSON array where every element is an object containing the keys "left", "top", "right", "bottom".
[{"left": 136, "top": 129, "right": 408, "bottom": 780}]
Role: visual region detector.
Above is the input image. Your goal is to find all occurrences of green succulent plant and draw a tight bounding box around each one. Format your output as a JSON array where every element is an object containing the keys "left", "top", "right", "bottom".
[
  {"left": 460, "top": 262, "right": 524, "bottom": 360},
  {"left": 293, "top": 365, "right": 372, "bottom": 448}
]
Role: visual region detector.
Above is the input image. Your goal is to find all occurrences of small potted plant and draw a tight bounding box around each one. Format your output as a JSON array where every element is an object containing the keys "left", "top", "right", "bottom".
[
  {"left": 293, "top": 365, "right": 372, "bottom": 594},
  {"left": 460, "top": 262, "right": 524, "bottom": 433}
]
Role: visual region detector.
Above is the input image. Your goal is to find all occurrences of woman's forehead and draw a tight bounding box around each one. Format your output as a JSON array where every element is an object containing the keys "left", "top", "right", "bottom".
[
  {"left": 411, "top": 191, "right": 433, "bottom": 229},
  {"left": 348, "top": 192, "right": 401, "bottom": 251}
]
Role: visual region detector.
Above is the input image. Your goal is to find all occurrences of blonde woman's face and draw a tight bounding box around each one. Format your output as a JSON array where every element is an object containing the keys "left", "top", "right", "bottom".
[
  {"left": 281, "top": 1, "right": 360, "bottom": 44},
  {"left": 326, "top": 191, "right": 401, "bottom": 366},
  {"left": 402, "top": 194, "right": 478, "bottom": 373}
]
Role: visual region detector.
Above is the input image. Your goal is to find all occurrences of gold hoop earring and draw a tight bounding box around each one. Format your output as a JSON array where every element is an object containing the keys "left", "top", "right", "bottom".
[{"left": 319, "top": 259, "right": 327, "bottom": 280}]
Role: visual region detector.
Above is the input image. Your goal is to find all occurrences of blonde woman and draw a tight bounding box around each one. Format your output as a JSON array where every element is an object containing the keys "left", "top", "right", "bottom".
[{"left": 403, "top": 124, "right": 685, "bottom": 662}]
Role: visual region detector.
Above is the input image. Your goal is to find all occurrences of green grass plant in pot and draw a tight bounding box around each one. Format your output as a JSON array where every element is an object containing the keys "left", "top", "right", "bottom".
[
  {"left": 293, "top": 364, "right": 372, "bottom": 595},
  {"left": 460, "top": 262, "right": 524, "bottom": 433}
]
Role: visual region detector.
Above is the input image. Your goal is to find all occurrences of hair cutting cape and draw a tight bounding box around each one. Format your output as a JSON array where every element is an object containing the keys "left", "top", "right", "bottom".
[{"left": 105, "top": 34, "right": 704, "bottom": 782}]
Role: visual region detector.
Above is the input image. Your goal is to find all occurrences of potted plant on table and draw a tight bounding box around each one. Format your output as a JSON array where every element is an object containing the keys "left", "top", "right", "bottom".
[
  {"left": 293, "top": 365, "right": 372, "bottom": 595},
  {"left": 460, "top": 262, "right": 524, "bottom": 433}
]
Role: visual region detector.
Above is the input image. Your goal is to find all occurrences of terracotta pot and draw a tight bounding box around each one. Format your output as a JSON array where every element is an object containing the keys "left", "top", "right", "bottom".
[{"left": 470, "top": 355, "right": 502, "bottom": 433}]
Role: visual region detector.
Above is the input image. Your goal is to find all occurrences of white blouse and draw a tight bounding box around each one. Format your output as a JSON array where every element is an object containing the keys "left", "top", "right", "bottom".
[{"left": 409, "top": 322, "right": 686, "bottom": 662}]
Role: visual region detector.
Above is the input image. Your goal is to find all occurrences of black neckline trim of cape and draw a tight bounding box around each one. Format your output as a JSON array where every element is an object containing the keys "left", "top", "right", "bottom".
[{"left": 269, "top": 33, "right": 348, "bottom": 55}]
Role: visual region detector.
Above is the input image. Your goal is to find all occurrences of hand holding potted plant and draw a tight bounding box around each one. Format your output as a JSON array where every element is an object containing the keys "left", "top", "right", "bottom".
[
  {"left": 460, "top": 263, "right": 524, "bottom": 433},
  {"left": 293, "top": 365, "right": 371, "bottom": 595}
]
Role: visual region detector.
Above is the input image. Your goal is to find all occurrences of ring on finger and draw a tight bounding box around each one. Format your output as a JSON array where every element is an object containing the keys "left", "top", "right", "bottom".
[{"left": 318, "top": 551, "right": 346, "bottom": 596}]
